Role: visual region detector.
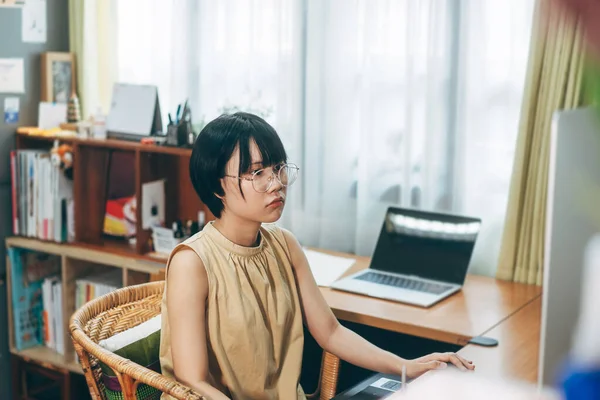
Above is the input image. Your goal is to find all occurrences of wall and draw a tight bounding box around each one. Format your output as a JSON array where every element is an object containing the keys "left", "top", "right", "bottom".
[{"left": 0, "top": 0, "right": 69, "bottom": 397}]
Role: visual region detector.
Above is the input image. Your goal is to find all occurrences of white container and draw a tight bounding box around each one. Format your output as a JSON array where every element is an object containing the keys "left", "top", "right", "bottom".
[
  {"left": 151, "top": 226, "right": 187, "bottom": 255},
  {"left": 198, "top": 210, "right": 206, "bottom": 230},
  {"left": 93, "top": 108, "right": 107, "bottom": 139}
]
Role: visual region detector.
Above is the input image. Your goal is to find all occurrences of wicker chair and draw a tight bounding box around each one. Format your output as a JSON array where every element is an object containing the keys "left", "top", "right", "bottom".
[{"left": 70, "top": 281, "right": 341, "bottom": 400}]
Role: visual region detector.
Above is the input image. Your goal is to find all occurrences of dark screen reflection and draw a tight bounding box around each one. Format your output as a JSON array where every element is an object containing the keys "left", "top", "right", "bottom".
[{"left": 370, "top": 207, "right": 481, "bottom": 285}]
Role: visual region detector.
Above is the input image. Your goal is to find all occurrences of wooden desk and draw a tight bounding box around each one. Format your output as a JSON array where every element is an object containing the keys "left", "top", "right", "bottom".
[
  {"left": 318, "top": 250, "right": 542, "bottom": 346},
  {"left": 157, "top": 246, "right": 543, "bottom": 386},
  {"left": 458, "top": 296, "right": 542, "bottom": 383},
  {"left": 386, "top": 297, "right": 546, "bottom": 399}
]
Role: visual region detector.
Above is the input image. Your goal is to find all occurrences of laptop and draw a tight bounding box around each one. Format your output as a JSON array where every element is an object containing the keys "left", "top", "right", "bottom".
[
  {"left": 332, "top": 373, "right": 405, "bottom": 399},
  {"left": 330, "top": 206, "right": 482, "bottom": 308}
]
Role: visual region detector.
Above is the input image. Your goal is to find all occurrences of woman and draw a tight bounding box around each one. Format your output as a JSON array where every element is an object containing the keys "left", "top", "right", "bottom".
[{"left": 159, "top": 112, "right": 474, "bottom": 400}]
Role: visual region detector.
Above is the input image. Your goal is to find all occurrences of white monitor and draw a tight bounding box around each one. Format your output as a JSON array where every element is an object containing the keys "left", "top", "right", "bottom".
[{"left": 539, "top": 107, "right": 600, "bottom": 387}]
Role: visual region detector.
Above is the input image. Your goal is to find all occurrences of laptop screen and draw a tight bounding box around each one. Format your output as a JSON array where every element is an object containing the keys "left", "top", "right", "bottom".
[{"left": 370, "top": 207, "right": 481, "bottom": 285}]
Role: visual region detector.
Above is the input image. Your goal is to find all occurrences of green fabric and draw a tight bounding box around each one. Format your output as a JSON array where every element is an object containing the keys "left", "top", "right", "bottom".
[
  {"left": 104, "top": 383, "right": 162, "bottom": 400},
  {"left": 68, "top": 0, "right": 85, "bottom": 114},
  {"left": 98, "top": 327, "right": 162, "bottom": 399},
  {"left": 584, "top": 60, "right": 600, "bottom": 109},
  {"left": 99, "top": 330, "right": 161, "bottom": 377}
]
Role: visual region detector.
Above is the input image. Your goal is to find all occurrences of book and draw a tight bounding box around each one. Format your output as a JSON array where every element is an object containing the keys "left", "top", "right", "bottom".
[{"left": 10, "top": 149, "right": 74, "bottom": 242}]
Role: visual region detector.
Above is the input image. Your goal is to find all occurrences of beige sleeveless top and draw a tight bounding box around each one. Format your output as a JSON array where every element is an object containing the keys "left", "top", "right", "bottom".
[{"left": 159, "top": 222, "right": 306, "bottom": 400}]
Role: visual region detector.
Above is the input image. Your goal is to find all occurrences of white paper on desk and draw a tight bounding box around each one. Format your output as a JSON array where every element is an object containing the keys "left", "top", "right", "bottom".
[
  {"left": 303, "top": 248, "right": 355, "bottom": 287},
  {"left": 0, "top": 58, "right": 25, "bottom": 93},
  {"left": 22, "top": 0, "right": 47, "bottom": 43},
  {"left": 38, "top": 101, "right": 67, "bottom": 129}
]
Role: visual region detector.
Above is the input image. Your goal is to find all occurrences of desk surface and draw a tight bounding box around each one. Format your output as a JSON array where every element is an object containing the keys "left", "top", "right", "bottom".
[
  {"left": 386, "top": 297, "right": 546, "bottom": 398},
  {"left": 318, "top": 250, "right": 542, "bottom": 345},
  {"left": 335, "top": 297, "right": 545, "bottom": 399},
  {"left": 458, "top": 296, "right": 542, "bottom": 383}
]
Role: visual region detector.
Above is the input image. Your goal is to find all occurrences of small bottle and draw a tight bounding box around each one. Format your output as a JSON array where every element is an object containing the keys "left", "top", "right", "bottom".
[
  {"left": 198, "top": 211, "right": 206, "bottom": 231},
  {"left": 185, "top": 219, "right": 194, "bottom": 237},
  {"left": 190, "top": 221, "right": 199, "bottom": 235},
  {"left": 172, "top": 221, "right": 183, "bottom": 239},
  {"left": 93, "top": 107, "right": 107, "bottom": 139}
]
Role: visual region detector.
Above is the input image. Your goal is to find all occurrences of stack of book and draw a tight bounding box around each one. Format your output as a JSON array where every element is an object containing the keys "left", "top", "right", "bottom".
[
  {"left": 75, "top": 270, "right": 123, "bottom": 311},
  {"left": 9, "top": 149, "right": 74, "bottom": 242},
  {"left": 41, "top": 276, "right": 64, "bottom": 355},
  {"left": 8, "top": 248, "right": 61, "bottom": 351}
]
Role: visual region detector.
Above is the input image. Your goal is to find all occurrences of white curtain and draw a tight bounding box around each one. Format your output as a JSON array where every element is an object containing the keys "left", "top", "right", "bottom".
[{"left": 112, "top": 0, "right": 535, "bottom": 276}]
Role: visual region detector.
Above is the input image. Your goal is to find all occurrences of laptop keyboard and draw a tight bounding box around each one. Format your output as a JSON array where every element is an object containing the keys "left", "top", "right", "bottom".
[{"left": 355, "top": 272, "right": 453, "bottom": 295}]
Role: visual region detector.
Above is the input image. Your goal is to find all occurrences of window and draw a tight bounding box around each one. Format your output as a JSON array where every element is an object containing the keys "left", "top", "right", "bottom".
[{"left": 113, "top": 0, "right": 535, "bottom": 275}]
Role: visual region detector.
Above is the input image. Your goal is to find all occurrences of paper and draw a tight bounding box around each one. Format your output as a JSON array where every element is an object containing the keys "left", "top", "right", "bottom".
[
  {"left": 22, "top": 0, "right": 47, "bottom": 43},
  {"left": 38, "top": 101, "right": 67, "bottom": 129},
  {"left": 4, "top": 97, "right": 19, "bottom": 124},
  {"left": 0, "top": 58, "right": 25, "bottom": 93},
  {"left": 303, "top": 248, "right": 356, "bottom": 287},
  {"left": 142, "top": 180, "right": 165, "bottom": 229}
]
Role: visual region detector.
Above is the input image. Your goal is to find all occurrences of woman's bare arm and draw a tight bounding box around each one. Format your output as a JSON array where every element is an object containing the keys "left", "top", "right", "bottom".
[
  {"left": 167, "top": 249, "right": 230, "bottom": 400},
  {"left": 281, "top": 229, "right": 474, "bottom": 379}
]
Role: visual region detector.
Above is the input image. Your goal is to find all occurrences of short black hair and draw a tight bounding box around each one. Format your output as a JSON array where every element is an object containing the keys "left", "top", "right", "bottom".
[{"left": 189, "top": 112, "right": 287, "bottom": 218}]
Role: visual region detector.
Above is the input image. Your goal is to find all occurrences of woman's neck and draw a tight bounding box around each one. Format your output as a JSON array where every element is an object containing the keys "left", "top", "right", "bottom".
[{"left": 212, "top": 214, "right": 262, "bottom": 247}]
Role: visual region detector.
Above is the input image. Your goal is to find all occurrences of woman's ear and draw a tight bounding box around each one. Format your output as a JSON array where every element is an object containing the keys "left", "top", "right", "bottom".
[{"left": 215, "top": 182, "right": 225, "bottom": 200}]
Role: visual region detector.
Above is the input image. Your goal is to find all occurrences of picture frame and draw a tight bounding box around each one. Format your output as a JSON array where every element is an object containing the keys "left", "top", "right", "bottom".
[{"left": 41, "top": 52, "right": 76, "bottom": 104}]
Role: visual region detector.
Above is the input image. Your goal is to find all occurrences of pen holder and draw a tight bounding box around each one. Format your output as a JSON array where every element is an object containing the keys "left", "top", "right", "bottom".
[
  {"left": 166, "top": 123, "right": 189, "bottom": 147},
  {"left": 167, "top": 121, "right": 196, "bottom": 147}
]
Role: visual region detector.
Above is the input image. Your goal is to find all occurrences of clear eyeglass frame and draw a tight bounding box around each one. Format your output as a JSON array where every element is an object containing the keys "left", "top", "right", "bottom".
[{"left": 225, "top": 163, "right": 300, "bottom": 193}]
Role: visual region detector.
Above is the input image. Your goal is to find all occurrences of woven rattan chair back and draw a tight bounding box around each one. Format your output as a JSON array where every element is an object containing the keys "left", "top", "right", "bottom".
[{"left": 70, "top": 281, "right": 340, "bottom": 400}]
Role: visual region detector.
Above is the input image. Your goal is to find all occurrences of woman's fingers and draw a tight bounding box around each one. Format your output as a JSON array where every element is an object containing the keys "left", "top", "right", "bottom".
[
  {"left": 410, "top": 352, "right": 474, "bottom": 377},
  {"left": 456, "top": 354, "right": 475, "bottom": 370},
  {"left": 447, "top": 354, "right": 468, "bottom": 371},
  {"left": 409, "top": 360, "right": 447, "bottom": 378},
  {"left": 438, "top": 353, "right": 474, "bottom": 371}
]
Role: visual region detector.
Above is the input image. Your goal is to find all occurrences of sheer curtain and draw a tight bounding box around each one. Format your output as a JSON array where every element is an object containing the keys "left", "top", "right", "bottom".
[
  {"left": 113, "top": 0, "right": 535, "bottom": 276},
  {"left": 115, "top": 0, "right": 199, "bottom": 128},
  {"left": 454, "top": 0, "right": 536, "bottom": 274},
  {"left": 115, "top": 0, "right": 303, "bottom": 141},
  {"left": 289, "top": 0, "right": 535, "bottom": 276}
]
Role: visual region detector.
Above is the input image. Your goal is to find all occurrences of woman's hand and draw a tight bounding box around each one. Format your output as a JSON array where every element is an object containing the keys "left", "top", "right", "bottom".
[{"left": 406, "top": 352, "right": 475, "bottom": 379}]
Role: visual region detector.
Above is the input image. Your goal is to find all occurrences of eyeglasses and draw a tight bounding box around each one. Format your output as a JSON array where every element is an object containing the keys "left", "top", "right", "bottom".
[{"left": 225, "top": 163, "right": 299, "bottom": 193}]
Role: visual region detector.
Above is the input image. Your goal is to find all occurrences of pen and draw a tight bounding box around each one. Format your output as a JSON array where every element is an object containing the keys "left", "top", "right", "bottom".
[
  {"left": 175, "top": 104, "right": 181, "bottom": 123},
  {"left": 168, "top": 113, "right": 173, "bottom": 125}
]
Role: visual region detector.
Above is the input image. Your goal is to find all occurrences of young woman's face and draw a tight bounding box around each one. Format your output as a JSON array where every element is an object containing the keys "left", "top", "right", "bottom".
[{"left": 220, "top": 140, "right": 287, "bottom": 223}]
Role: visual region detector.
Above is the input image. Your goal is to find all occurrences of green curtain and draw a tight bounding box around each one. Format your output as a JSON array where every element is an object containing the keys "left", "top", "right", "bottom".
[
  {"left": 68, "top": 0, "right": 85, "bottom": 116},
  {"left": 496, "top": 0, "right": 586, "bottom": 285},
  {"left": 67, "top": 0, "right": 117, "bottom": 120}
]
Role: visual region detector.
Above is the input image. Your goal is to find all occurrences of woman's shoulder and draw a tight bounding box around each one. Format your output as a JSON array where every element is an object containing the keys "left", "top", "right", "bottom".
[
  {"left": 163, "top": 242, "right": 207, "bottom": 290},
  {"left": 261, "top": 223, "right": 293, "bottom": 243},
  {"left": 180, "top": 228, "right": 209, "bottom": 247},
  {"left": 164, "top": 231, "right": 209, "bottom": 272},
  {"left": 261, "top": 224, "right": 300, "bottom": 257}
]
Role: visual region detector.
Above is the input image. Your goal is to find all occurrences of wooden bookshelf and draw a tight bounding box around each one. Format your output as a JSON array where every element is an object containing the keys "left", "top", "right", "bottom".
[
  {"left": 15, "top": 128, "right": 193, "bottom": 156},
  {"left": 11, "top": 346, "right": 83, "bottom": 375},
  {"left": 6, "top": 236, "right": 168, "bottom": 270},
  {"left": 14, "top": 128, "right": 214, "bottom": 256},
  {"left": 5, "top": 236, "right": 166, "bottom": 373},
  {"left": 7, "top": 128, "right": 206, "bottom": 379}
]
